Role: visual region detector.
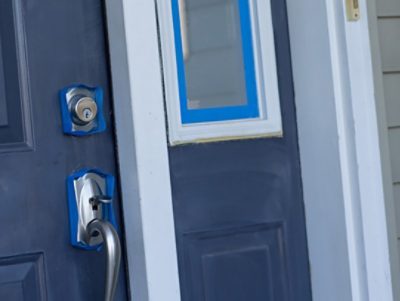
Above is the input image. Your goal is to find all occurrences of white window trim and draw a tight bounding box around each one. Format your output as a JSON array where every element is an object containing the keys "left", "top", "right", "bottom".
[
  {"left": 105, "top": 0, "right": 395, "bottom": 300},
  {"left": 157, "top": 0, "right": 282, "bottom": 145}
]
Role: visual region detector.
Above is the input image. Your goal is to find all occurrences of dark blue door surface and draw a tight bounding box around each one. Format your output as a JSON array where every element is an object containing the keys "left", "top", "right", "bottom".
[
  {"left": 169, "top": 1, "right": 312, "bottom": 300},
  {"left": 0, "top": 0, "right": 127, "bottom": 300}
]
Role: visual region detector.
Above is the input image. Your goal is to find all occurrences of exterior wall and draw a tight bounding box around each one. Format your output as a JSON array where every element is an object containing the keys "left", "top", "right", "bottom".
[
  {"left": 368, "top": 0, "right": 400, "bottom": 298},
  {"left": 375, "top": 0, "right": 400, "bottom": 243}
]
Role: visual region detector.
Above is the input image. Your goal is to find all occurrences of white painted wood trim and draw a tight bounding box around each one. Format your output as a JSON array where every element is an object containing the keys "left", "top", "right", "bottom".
[
  {"left": 288, "top": 0, "right": 395, "bottom": 300},
  {"left": 325, "top": 2, "right": 369, "bottom": 299},
  {"left": 104, "top": 0, "right": 181, "bottom": 300},
  {"left": 157, "top": 0, "right": 282, "bottom": 145},
  {"left": 341, "top": 0, "right": 396, "bottom": 299},
  {"left": 287, "top": 1, "right": 354, "bottom": 299}
]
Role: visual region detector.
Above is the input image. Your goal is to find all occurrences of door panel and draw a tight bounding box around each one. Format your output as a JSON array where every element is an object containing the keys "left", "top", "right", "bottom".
[
  {"left": 169, "top": 0, "right": 312, "bottom": 300},
  {"left": 0, "top": 0, "right": 32, "bottom": 150},
  {"left": 0, "top": 253, "right": 46, "bottom": 301},
  {"left": 181, "top": 223, "right": 288, "bottom": 301},
  {"left": 0, "top": 0, "right": 127, "bottom": 300}
]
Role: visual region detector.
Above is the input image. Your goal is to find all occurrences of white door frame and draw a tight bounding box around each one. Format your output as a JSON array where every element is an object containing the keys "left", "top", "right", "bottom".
[
  {"left": 104, "top": 0, "right": 180, "bottom": 300},
  {"left": 288, "top": 0, "right": 396, "bottom": 300},
  {"left": 104, "top": 0, "right": 395, "bottom": 300}
]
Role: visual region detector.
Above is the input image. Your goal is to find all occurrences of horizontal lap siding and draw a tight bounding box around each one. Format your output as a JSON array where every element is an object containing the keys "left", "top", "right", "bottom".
[
  {"left": 384, "top": 74, "right": 400, "bottom": 127},
  {"left": 377, "top": 0, "right": 400, "bottom": 17},
  {"left": 378, "top": 19, "right": 400, "bottom": 72},
  {"left": 377, "top": 0, "right": 400, "bottom": 241}
]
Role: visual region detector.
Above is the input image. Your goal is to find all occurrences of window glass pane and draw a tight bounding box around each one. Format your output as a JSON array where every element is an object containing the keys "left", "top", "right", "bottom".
[{"left": 178, "top": 0, "right": 249, "bottom": 110}]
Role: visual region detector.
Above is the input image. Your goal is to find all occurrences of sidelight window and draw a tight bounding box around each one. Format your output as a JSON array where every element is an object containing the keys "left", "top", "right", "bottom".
[{"left": 158, "top": 0, "right": 282, "bottom": 144}]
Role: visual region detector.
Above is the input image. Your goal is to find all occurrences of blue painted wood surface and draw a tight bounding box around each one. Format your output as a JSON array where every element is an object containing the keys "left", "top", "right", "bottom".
[
  {"left": 169, "top": 0, "right": 313, "bottom": 300},
  {"left": 0, "top": 0, "right": 128, "bottom": 299}
]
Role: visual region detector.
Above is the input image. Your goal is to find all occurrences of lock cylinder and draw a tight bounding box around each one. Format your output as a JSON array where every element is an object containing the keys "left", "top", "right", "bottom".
[
  {"left": 70, "top": 95, "right": 98, "bottom": 125},
  {"left": 59, "top": 84, "right": 106, "bottom": 136}
]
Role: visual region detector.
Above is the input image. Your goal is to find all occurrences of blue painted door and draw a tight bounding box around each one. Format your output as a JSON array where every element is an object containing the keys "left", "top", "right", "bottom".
[
  {"left": 0, "top": 0, "right": 128, "bottom": 300},
  {"left": 168, "top": 0, "right": 312, "bottom": 300}
]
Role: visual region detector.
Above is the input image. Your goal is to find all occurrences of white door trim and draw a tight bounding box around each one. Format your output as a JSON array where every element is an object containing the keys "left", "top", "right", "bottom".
[
  {"left": 104, "top": 0, "right": 181, "bottom": 300},
  {"left": 105, "top": 0, "right": 395, "bottom": 300},
  {"left": 288, "top": 0, "right": 395, "bottom": 300},
  {"left": 340, "top": 0, "right": 395, "bottom": 299}
]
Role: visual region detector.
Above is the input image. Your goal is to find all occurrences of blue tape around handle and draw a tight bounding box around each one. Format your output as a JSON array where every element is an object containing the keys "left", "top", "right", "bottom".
[{"left": 67, "top": 168, "right": 118, "bottom": 251}]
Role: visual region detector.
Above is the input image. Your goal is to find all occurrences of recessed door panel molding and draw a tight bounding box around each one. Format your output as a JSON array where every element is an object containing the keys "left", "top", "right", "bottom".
[
  {"left": 180, "top": 223, "right": 289, "bottom": 301},
  {"left": 158, "top": 0, "right": 282, "bottom": 144},
  {"left": 0, "top": 38, "right": 8, "bottom": 127},
  {"left": 0, "top": 253, "right": 47, "bottom": 301},
  {"left": 0, "top": 0, "right": 34, "bottom": 153}
]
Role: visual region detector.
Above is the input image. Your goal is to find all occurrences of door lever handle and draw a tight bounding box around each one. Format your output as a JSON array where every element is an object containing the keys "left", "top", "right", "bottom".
[
  {"left": 67, "top": 170, "right": 121, "bottom": 301},
  {"left": 87, "top": 219, "right": 121, "bottom": 301}
]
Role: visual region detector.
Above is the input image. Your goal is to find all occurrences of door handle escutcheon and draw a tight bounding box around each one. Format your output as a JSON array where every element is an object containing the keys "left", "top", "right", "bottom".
[
  {"left": 67, "top": 169, "right": 121, "bottom": 301},
  {"left": 87, "top": 219, "right": 121, "bottom": 301}
]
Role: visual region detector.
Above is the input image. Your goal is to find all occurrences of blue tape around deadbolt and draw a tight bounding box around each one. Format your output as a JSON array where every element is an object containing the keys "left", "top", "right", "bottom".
[{"left": 59, "top": 84, "right": 106, "bottom": 136}]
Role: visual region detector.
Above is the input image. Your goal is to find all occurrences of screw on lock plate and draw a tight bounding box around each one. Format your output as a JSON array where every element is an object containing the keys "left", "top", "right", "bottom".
[{"left": 59, "top": 84, "right": 106, "bottom": 136}]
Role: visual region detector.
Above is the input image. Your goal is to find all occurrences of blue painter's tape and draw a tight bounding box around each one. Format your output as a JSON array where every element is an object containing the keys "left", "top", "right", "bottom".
[
  {"left": 59, "top": 84, "right": 106, "bottom": 136},
  {"left": 171, "top": 0, "right": 260, "bottom": 124},
  {"left": 67, "top": 168, "right": 118, "bottom": 251}
]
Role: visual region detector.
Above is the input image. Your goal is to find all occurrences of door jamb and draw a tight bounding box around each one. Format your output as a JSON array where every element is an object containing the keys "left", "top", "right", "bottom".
[
  {"left": 287, "top": 0, "right": 396, "bottom": 300},
  {"left": 104, "top": 0, "right": 181, "bottom": 300},
  {"left": 328, "top": 1, "right": 396, "bottom": 299}
]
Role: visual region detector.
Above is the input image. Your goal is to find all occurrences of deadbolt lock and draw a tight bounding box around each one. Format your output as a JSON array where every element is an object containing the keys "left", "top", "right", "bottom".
[
  {"left": 71, "top": 96, "right": 98, "bottom": 125},
  {"left": 59, "top": 84, "right": 106, "bottom": 136}
]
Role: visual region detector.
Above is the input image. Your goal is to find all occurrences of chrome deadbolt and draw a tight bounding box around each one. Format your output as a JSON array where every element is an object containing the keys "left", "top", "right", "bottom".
[
  {"left": 72, "top": 96, "right": 98, "bottom": 125},
  {"left": 60, "top": 85, "right": 106, "bottom": 136}
]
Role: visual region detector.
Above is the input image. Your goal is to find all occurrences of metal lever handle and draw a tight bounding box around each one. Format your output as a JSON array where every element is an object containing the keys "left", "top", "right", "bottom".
[{"left": 87, "top": 219, "right": 121, "bottom": 301}]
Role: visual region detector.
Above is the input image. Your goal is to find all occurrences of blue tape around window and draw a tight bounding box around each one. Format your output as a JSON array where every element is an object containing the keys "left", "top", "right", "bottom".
[
  {"left": 67, "top": 168, "right": 118, "bottom": 251},
  {"left": 171, "top": 0, "right": 260, "bottom": 124},
  {"left": 59, "top": 84, "right": 106, "bottom": 136}
]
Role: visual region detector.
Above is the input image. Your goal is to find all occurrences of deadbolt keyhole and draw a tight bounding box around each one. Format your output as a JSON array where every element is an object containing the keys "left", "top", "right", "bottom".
[{"left": 70, "top": 95, "right": 98, "bottom": 125}]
